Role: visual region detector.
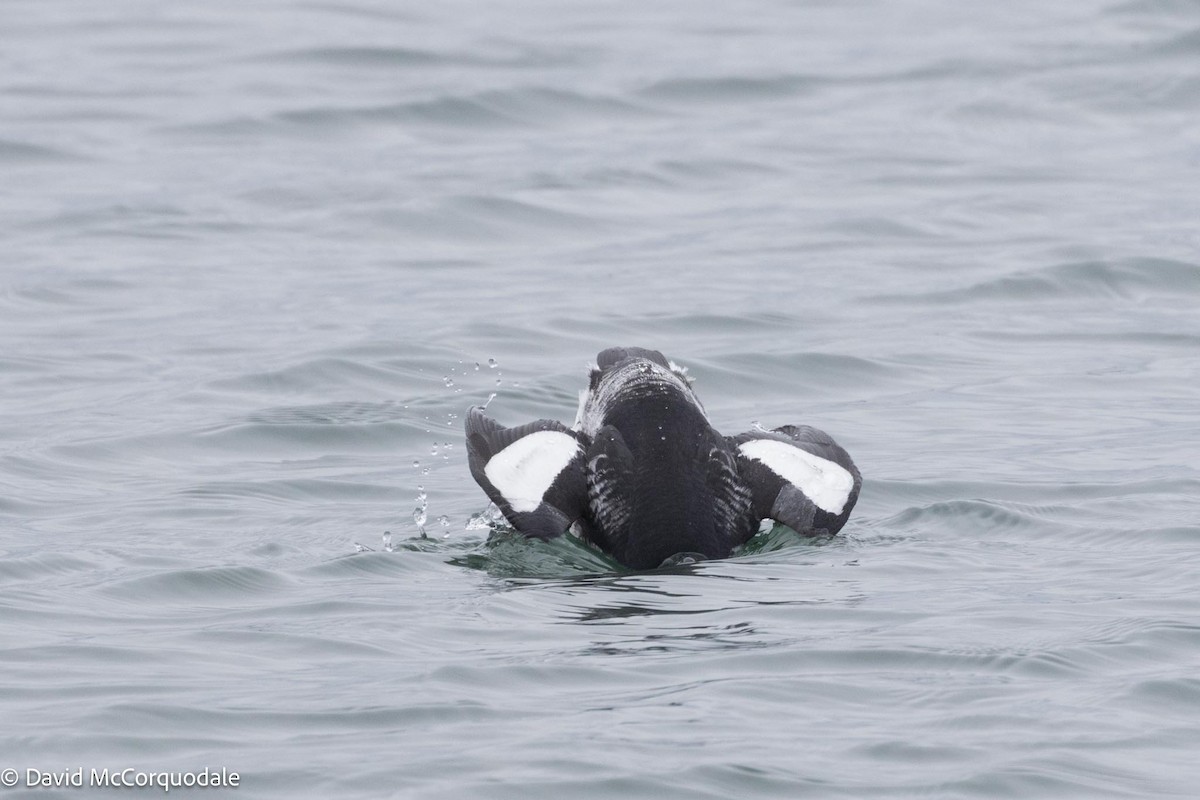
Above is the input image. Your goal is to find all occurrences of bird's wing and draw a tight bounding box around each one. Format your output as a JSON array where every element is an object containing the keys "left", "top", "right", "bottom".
[
  {"left": 465, "top": 406, "right": 588, "bottom": 539},
  {"left": 728, "top": 425, "right": 861, "bottom": 537}
]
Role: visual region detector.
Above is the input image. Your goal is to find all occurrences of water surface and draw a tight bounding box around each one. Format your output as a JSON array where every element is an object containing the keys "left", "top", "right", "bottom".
[{"left": 3, "top": 0, "right": 1199, "bottom": 797}]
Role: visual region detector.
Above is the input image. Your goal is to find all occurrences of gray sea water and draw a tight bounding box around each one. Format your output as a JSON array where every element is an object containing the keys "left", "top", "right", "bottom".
[{"left": 3, "top": 0, "right": 1200, "bottom": 797}]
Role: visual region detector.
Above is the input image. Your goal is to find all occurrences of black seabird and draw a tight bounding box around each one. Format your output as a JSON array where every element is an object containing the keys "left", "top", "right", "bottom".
[{"left": 464, "top": 347, "right": 862, "bottom": 570}]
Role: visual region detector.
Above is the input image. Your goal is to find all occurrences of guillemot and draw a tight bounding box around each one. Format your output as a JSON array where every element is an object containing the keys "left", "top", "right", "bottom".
[{"left": 464, "top": 347, "right": 861, "bottom": 570}]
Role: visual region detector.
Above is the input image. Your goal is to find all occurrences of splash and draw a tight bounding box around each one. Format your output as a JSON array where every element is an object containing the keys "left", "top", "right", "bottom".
[
  {"left": 413, "top": 485, "right": 428, "bottom": 538},
  {"left": 465, "top": 502, "right": 504, "bottom": 530}
]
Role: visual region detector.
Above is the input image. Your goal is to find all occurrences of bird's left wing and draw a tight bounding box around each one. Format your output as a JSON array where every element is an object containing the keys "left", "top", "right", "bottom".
[{"left": 465, "top": 406, "right": 588, "bottom": 540}]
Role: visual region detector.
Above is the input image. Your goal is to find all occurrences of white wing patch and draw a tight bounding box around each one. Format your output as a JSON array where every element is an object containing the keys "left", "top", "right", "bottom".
[
  {"left": 484, "top": 431, "right": 580, "bottom": 513},
  {"left": 738, "top": 439, "right": 854, "bottom": 514}
]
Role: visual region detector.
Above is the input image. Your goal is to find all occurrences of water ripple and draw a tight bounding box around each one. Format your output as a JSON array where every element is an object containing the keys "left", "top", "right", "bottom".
[
  {"left": 870, "top": 258, "right": 1200, "bottom": 305},
  {"left": 272, "top": 87, "right": 657, "bottom": 132},
  {"left": 639, "top": 74, "right": 826, "bottom": 103},
  {"left": 103, "top": 566, "right": 294, "bottom": 604},
  {"left": 0, "top": 138, "right": 86, "bottom": 162}
]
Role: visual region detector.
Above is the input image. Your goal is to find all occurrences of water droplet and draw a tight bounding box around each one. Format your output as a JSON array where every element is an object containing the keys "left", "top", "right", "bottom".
[
  {"left": 413, "top": 488, "right": 428, "bottom": 538},
  {"left": 382, "top": 530, "right": 393, "bottom": 552},
  {"left": 354, "top": 542, "right": 368, "bottom": 553},
  {"left": 495, "top": 378, "right": 502, "bottom": 386},
  {"left": 483, "top": 392, "right": 497, "bottom": 409},
  {"left": 421, "top": 467, "right": 429, "bottom": 475},
  {"left": 443, "top": 375, "right": 455, "bottom": 388},
  {"left": 474, "top": 362, "right": 481, "bottom": 371},
  {"left": 487, "top": 358, "right": 498, "bottom": 369},
  {"left": 430, "top": 443, "right": 439, "bottom": 456},
  {"left": 412, "top": 459, "right": 420, "bottom": 468},
  {"left": 437, "top": 515, "right": 450, "bottom": 528}
]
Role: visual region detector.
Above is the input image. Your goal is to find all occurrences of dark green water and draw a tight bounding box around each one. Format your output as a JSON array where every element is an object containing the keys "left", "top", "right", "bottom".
[{"left": 3, "top": 0, "right": 1199, "bottom": 797}]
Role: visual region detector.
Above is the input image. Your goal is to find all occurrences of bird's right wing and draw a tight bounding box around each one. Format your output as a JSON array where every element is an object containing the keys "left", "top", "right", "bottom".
[{"left": 729, "top": 425, "right": 861, "bottom": 537}]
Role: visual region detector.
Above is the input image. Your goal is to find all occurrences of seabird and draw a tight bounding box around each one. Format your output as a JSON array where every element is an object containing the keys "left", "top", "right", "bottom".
[{"left": 464, "top": 347, "right": 861, "bottom": 570}]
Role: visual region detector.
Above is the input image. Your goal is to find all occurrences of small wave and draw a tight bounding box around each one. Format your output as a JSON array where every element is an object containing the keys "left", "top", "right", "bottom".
[
  {"left": 979, "top": 329, "right": 1200, "bottom": 348},
  {"left": 246, "top": 401, "right": 409, "bottom": 426},
  {"left": 470, "top": 87, "right": 657, "bottom": 123},
  {"left": 208, "top": 357, "right": 407, "bottom": 395},
  {"left": 936, "top": 757, "right": 1154, "bottom": 798},
  {"left": 656, "top": 156, "right": 782, "bottom": 184},
  {"left": 249, "top": 39, "right": 578, "bottom": 70},
  {"left": 1079, "top": 618, "right": 1200, "bottom": 655},
  {"left": 1132, "top": 26, "right": 1200, "bottom": 59},
  {"left": 255, "top": 45, "right": 449, "bottom": 68},
  {"left": 23, "top": 202, "right": 247, "bottom": 240},
  {"left": 1108, "top": 0, "right": 1200, "bottom": 18},
  {"left": 869, "top": 258, "right": 1200, "bottom": 305},
  {"left": 277, "top": 97, "right": 522, "bottom": 130},
  {"left": 635, "top": 311, "right": 800, "bottom": 334},
  {"left": 821, "top": 216, "right": 937, "bottom": 240},
  {"left": 1125, "top": 677, "right": 1200, "bottom": 715},
  {"left": 96, "top": 700, "right": 498, "bottom": 732},
  {"left": 273, "top": 87, "right": 654, "bottom": 133},
  {"left": 444, "top": 195, "right": 603, "bottom": 233},
  {"left": 177, "top": 478, "right": 398, "bottom": 505},
  {"left": 884, "top": 499, "right": 1042, "bottom": 534},
  {"left": 304, "top": 550, "right": 449, "bottom": 579},
  {"left": 193, "top": 418, "right": 420, "bottom": 454},
  {"left": 0, "top": 138, "right": 86, "bottom": 163},
  {"left": 699, "top": 350, "right": 905, "bottom": 398},
  {"left": 0, "top": 553, "right": 99, "bottom": 585},
  {"left": 639, "top": 74, "right": 823, "bottom": 104},
  {"left": 103, "top": 566, "right": 292, "bottom": 603},
  {"left": 868, "top": 476, "right": 1200, "bottom": 506},
  {"left": 195, "top": 628, "right": 395, "bottom": 659},
  {"left": 0, "top": 277, "right": 135, "bottom": 317},
  {"left": 364, "top": 194, "right": 605, "bottom": 242}
]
